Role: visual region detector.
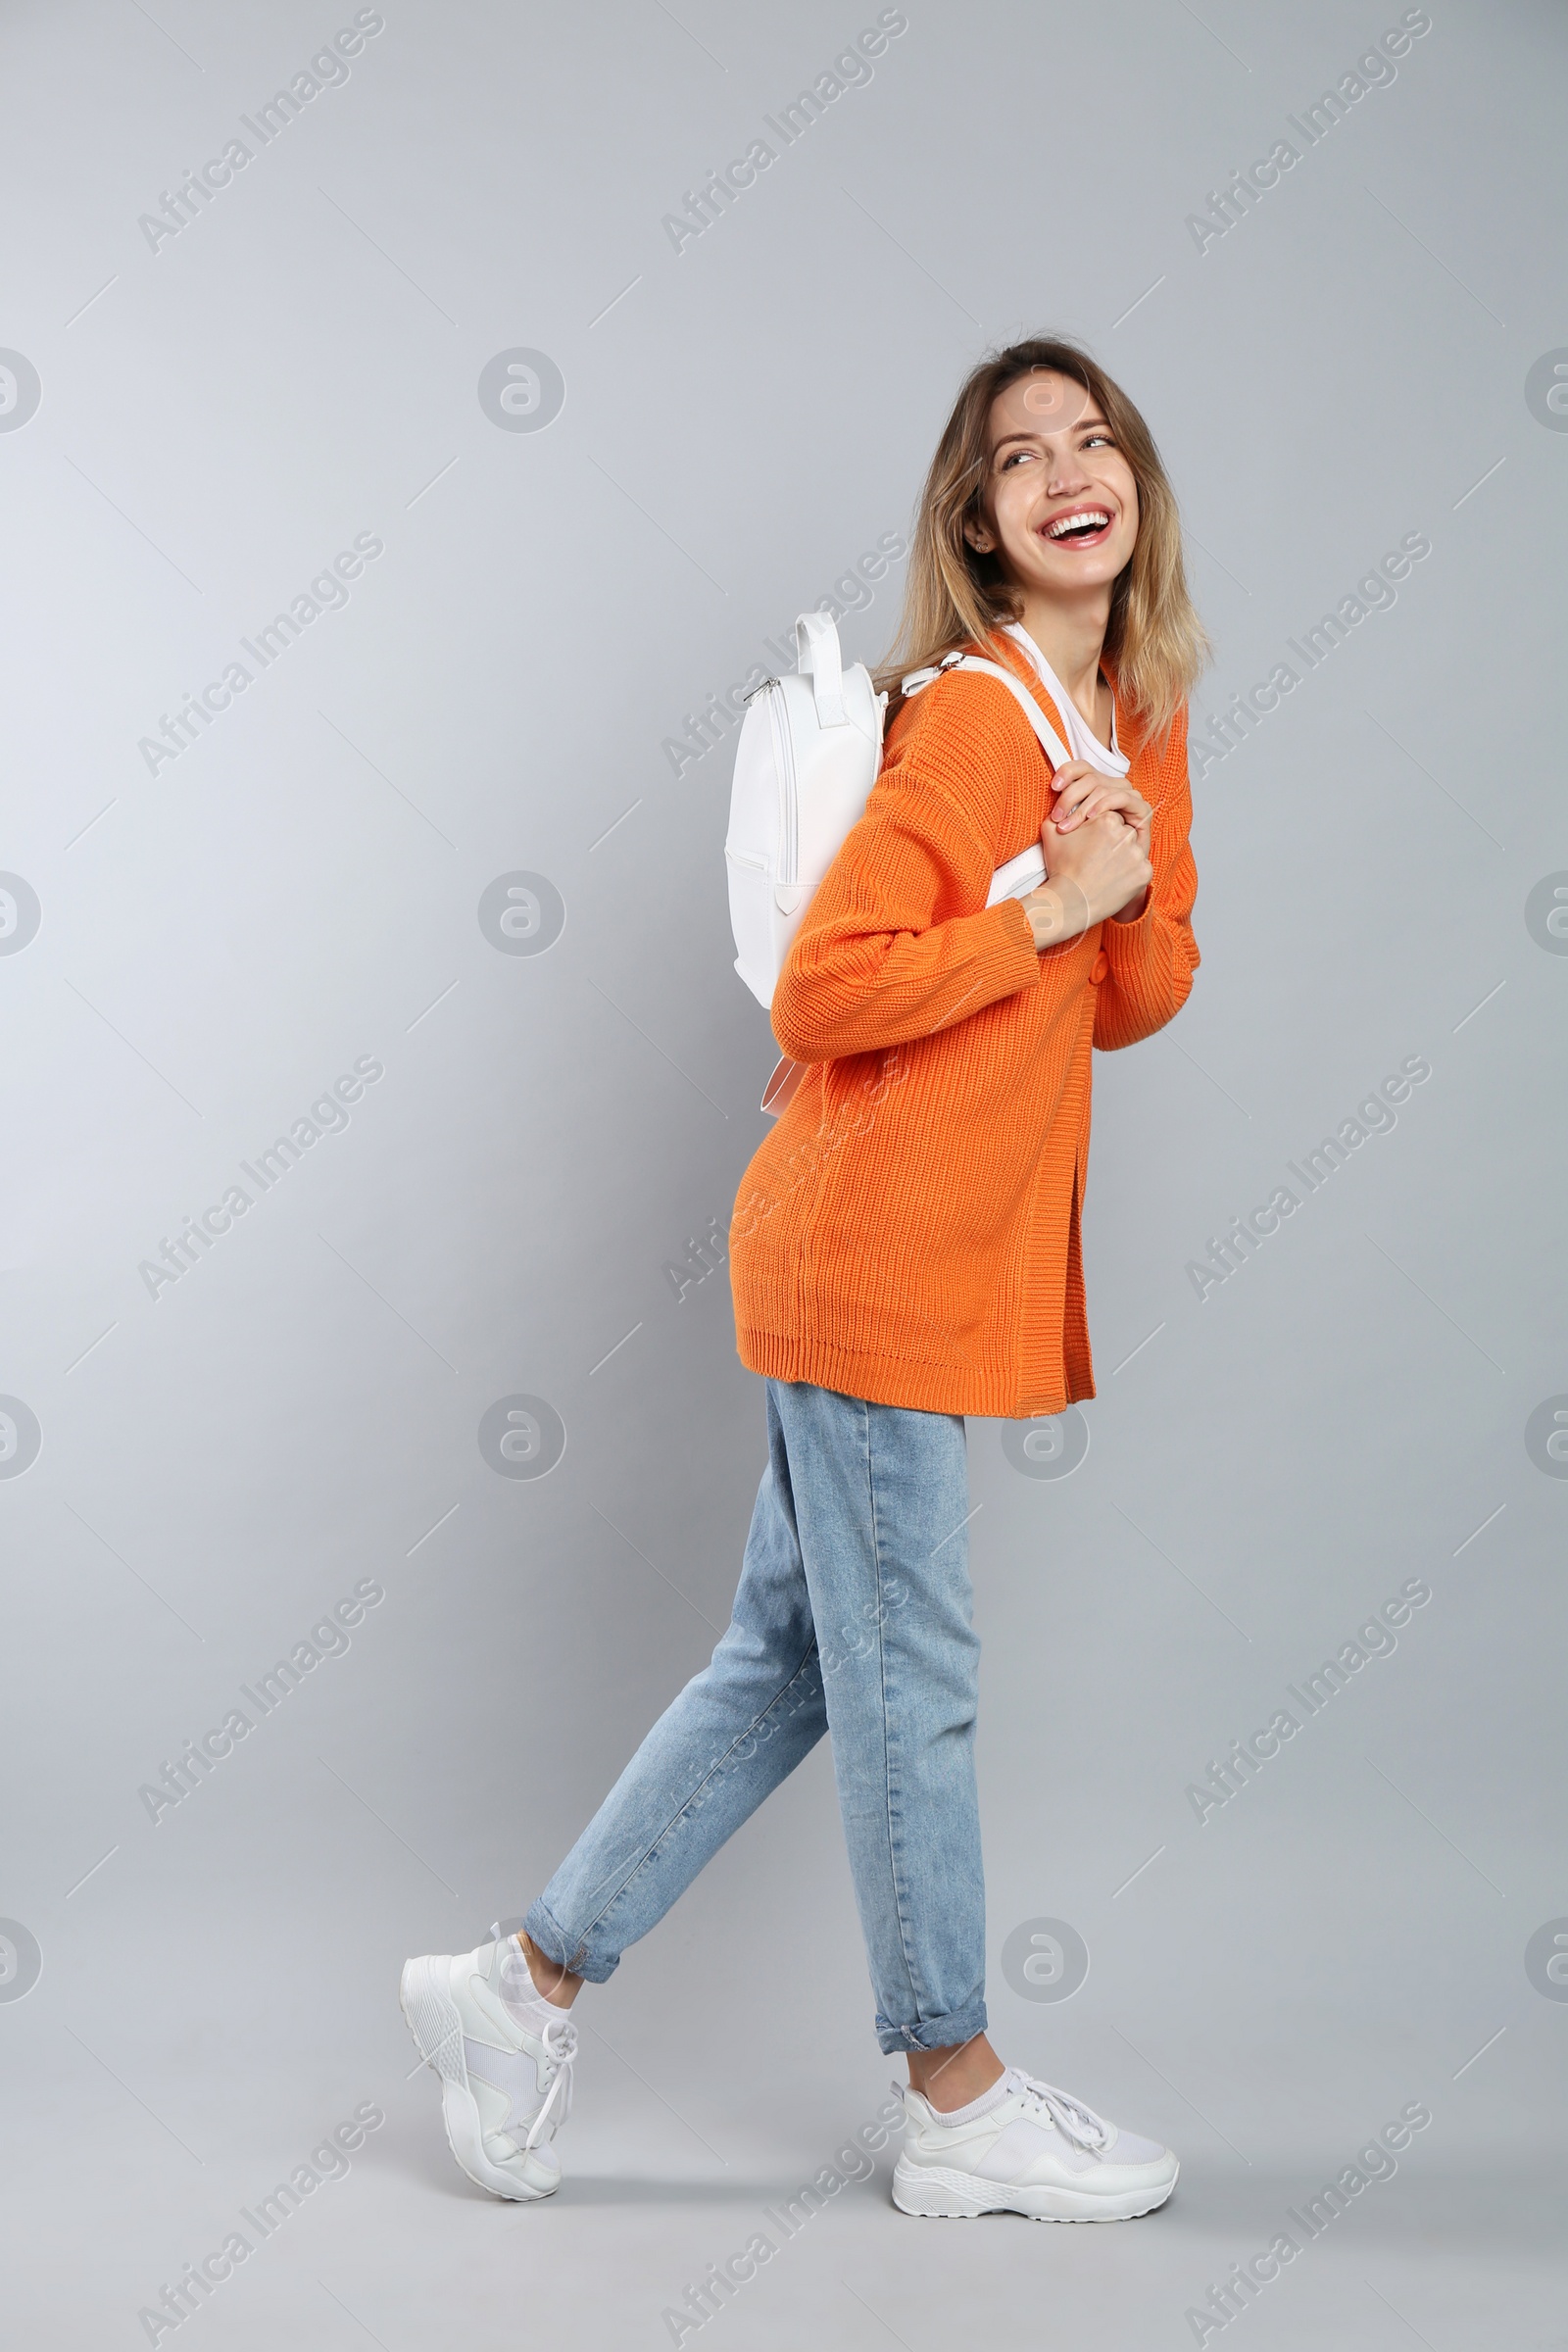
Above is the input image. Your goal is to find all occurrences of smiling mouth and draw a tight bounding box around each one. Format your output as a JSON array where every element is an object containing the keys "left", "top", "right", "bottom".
[{"left": 1042, "top": 508, "right": 1113, "bottom": 548}]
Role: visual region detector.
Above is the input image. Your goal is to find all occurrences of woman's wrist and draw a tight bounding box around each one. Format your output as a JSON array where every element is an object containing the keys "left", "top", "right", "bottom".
[{"left": 1026, "top": 877, "right": 1093, "bottom": 952}]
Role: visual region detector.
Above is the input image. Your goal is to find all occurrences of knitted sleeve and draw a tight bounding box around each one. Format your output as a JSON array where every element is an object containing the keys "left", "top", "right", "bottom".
[
  {"left": 1093, "top": 704, "right": 1200, "bottom": 1052},
  {"left": 769, "top": 671, "right": 1055, "bottom": 1064}
]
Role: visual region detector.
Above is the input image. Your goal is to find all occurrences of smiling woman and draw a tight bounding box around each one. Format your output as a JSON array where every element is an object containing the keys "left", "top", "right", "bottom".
[
  {"left": 402, "top": 332, "right": 1208, "bottom": 2227},
  {"left": 875, "top": 335, "right": 1208, "bottom": 750},
  {"left": 735, "top": 338, "right": 1210, "bottom": 1421}
]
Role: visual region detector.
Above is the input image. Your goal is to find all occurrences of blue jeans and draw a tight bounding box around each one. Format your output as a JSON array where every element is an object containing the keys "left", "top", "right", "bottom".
[{"left": 524, "top": 1378, "right": 987, "bottom": 2055}]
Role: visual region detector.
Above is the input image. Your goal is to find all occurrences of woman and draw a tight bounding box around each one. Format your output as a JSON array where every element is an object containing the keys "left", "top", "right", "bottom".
[{"left": 402, "top": 335, "right": 1207, "bottom": 2222}]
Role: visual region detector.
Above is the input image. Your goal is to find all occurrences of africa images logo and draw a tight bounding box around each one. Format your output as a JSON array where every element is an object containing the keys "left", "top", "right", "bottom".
[
  {"left": 135, "top": 534, "right": 385, "bottom": 778},
  {"left": 660, "top": 12, "right": 909, "bottom": 255},
  {"left": 136, "top": 12, "right": 387, "bottom": 254},
  {"left": 136, "top": 1056, "right": 385, "bottom": 1300}
]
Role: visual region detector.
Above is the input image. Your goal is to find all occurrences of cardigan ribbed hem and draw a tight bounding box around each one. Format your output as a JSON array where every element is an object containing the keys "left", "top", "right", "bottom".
[{"left": 735, "top": 1323, "right": 1097, "bottom": 1422}]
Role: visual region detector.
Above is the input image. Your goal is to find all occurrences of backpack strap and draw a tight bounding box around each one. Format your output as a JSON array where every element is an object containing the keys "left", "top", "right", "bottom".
[
  {"left": 902, "top": 653, "right": 1072, "bottom": 911},
  {"left": 902, "top": 651, "right": 1070, "bottom": 770},
  {"left": 795, "top": 611, "right": 848, "bottom": 727}
]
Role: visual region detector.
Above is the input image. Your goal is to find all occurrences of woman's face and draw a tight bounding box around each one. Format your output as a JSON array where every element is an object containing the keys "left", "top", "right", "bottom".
[{"left": 967, "top": 370, "right": 1139, "bottom": 599}]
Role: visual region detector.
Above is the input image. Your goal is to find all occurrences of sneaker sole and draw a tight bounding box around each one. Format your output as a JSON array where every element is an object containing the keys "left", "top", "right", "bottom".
[
  {"left": 891, "top": 2151, "right": 1177, "bottom": 2223},
  {"left": 399, "top": 1955, "right": 559, "bottom": 2203}
]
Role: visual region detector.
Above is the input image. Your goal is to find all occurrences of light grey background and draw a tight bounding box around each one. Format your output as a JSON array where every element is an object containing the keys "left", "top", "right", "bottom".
[{"left": 1, "top": 1, "right": 1564, "bottom": 2345}]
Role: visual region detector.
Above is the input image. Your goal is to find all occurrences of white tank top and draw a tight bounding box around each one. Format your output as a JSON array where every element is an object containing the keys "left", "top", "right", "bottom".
[{"left": 1001, "top": 622, "right": 1129, "bottom": 778}]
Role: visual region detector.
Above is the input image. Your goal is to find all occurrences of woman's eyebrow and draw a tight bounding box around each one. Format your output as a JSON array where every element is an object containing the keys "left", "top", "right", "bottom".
[{"left": 992, "top": 417, "right": 1108, "bottom": 454}]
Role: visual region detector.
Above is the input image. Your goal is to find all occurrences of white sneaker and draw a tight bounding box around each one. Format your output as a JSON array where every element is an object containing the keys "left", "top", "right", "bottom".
[
  {"left": 892, "top": 2066, "right": 1178, "bottom": 2222},
  {"left": 400, "top": 1933, "right": 577, "bottom": 2200}
]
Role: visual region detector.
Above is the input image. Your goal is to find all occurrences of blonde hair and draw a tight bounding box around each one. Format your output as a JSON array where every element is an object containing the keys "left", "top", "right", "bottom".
[{"left": 874, "top": 335, "right": 1210, "bottom": 753}]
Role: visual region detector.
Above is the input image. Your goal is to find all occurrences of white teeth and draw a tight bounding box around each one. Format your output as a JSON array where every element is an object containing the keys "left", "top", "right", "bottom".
[{"left": 1047, "top": 510, "right": 1110, "bottom": 539}]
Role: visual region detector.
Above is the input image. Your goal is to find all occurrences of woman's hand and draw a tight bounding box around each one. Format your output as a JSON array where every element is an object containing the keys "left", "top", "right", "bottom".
[
  {"left": 1049, "top": 759, "right": 1152, "bottom": 851},
  {"left": 1022, "top": 804, "right": 1153, "bottom": 950}
]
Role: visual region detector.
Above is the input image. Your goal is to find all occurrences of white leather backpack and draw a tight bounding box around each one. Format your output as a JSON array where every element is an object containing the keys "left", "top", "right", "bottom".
[{"left": 724, "top": 612, "right": 1073, "bottom": 1018}]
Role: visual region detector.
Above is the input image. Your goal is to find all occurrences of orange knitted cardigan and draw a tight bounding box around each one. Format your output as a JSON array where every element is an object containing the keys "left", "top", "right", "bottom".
[{"left": 727, "top": 626, "right": 1199, "bottom": 1419}]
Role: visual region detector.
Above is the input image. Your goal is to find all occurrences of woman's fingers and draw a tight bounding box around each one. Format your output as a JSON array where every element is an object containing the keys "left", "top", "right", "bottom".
[
  {"left": 1051, "top": 770, "right": 1152, "bottom": 832},
  {"left": 1048, "top": 760, "right": 1098, "bottom": 818},
  {"left": 1055, "top": 795, "right": 1145, "bottom": 833}
]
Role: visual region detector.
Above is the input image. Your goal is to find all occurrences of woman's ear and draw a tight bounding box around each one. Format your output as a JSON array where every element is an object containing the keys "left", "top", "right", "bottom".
[{"left": 964, "top": 520, "right": 995, "bottom": 554}]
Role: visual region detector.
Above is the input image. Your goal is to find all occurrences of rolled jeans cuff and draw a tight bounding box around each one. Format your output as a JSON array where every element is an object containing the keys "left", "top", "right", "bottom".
[
  {"left": 520, "top": 1895, "right": 620, "bottom": 1986},
  {"left": 874, "top": 1998, "right": 988, "bottom": 2058}
]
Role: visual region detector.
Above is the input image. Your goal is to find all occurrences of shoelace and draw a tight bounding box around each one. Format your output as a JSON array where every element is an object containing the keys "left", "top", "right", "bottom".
[
  {"left": 522, "top": 2014, "right": 578, "bottom": 2150},
  {"left": 1011, "top": 2069, "right": 1113, "bottom": 2157},
  {"left": 486, "top": 1927, "right": 580, "bottom": 2154}
]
